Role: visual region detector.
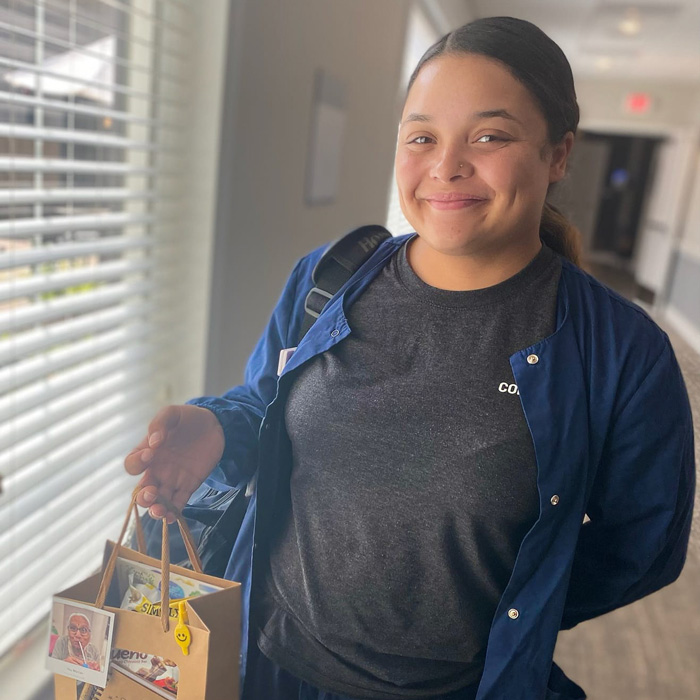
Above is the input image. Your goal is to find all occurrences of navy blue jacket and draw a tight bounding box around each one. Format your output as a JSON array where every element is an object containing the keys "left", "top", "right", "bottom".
[{"left": 190, "top": 234, "right": 695, "bottom": 700}]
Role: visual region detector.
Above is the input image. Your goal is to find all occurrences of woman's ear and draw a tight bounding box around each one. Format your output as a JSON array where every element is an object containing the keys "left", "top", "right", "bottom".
[{"left": 549, "top": 131, "right": 575, "bottom": 183}]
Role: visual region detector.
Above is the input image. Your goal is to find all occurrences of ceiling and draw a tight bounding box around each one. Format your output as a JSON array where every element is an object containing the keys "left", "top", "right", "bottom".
[{"left": 464, "top": 0, "right": 700, "bottom": 82}]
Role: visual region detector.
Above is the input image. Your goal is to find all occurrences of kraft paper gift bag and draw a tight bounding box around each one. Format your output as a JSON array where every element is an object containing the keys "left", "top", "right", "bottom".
[
  {"left": 52, "top": 490, "right": 241, "bottom": 700},
  {"left": 54, "top": 666, "right": 168, "bottom": 700}
]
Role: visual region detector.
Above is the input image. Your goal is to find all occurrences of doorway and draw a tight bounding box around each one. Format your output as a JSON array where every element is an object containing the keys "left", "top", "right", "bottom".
[
  {"left": 551, "top": 130, "right": 665, "bottom": 302},
  {"left": 581, "top": 131, "right": 663, "bottom": 260}
]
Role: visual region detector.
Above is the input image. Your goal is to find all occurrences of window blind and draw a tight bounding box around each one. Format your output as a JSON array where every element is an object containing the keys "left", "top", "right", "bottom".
[{"left": 0, "top": 0, "right": 197, "bottom": 659}]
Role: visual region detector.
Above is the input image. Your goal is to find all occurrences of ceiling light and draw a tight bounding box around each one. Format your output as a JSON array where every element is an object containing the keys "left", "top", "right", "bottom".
[
  {"left": 596, "top": 56, "right": 613, "bottom": 71},
  {"left": 619, "top": 8, "right": 642, "bottom": 36}
]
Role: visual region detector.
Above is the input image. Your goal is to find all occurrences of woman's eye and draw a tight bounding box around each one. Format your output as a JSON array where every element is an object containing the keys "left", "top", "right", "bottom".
[
  {"left": 409, "top": 136, "right": 433, "bottom": 145},
  {"left": 476, "top": 134, "right": 503, "bottom": 143}
]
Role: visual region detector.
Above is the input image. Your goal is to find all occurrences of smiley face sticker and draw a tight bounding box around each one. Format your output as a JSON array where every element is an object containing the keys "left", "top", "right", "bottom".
[{"left": 174, "top": 602, "right": 191, "bottom": 656}]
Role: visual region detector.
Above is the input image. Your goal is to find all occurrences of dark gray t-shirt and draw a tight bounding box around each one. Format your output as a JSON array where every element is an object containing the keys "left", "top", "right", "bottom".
[{"left": 257, "top": 240, "right": 562, "bottom": 699}]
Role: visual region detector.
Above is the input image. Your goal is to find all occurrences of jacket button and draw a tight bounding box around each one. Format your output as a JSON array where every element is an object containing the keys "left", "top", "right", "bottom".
[
  {"left": 550, "top": 494, "right": 560, "bottom": 506},
  {"left": 508, "top": 608, "right": 520, "bottom": 620},
  {"left": 331, "top": 329, "right": 340, "bottom": 337},
  {"left": 526, "top": 354, "right": 539, "bottom": 365}
]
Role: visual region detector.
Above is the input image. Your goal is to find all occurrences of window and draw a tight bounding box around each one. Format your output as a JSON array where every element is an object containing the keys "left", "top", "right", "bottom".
[{"left": 0, "top": 0, "right": 206, "bottom": 664}]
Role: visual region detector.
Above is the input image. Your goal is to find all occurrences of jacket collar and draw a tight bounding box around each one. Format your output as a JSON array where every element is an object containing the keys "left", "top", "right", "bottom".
[{"left": 283, "top": 234, "right": 576, "bottom": 376}]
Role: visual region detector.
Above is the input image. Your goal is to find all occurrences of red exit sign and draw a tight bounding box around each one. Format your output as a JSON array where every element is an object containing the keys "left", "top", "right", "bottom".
[{"left": 625, "top": 92, "right": 653, "bottom": 114}]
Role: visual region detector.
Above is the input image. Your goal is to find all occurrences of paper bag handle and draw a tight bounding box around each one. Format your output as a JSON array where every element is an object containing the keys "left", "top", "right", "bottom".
[
  {"left": 129, "top": 490, "right": 204, "bottom": 581},
  {"left": 78, "top": 491, "right": 204, "bottom": 700},
  {"left": 94, "top": 488, "right": 204, "bottom": 631}
]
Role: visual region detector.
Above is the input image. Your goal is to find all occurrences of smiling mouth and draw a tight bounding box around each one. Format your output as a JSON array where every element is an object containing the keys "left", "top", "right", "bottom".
[{"left": 425, "top": 197, "right": 486, "bottom": 210}]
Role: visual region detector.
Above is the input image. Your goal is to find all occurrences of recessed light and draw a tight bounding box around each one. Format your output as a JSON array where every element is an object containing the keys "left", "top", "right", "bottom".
[{"left": 619, "top": 8, "right": 642, "bottom": 36}]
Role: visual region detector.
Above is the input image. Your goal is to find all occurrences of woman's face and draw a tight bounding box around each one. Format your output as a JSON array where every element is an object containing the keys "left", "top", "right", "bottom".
[
  {"left": 396, "top": 53, "right": 571, "bottom": 259},
  {"left": 68, "top": 615, "right": 91, "bottom": 650}
]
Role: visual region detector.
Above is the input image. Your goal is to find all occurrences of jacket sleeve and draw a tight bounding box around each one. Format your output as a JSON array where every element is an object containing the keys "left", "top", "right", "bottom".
[
  {"left": 186, "top": 255, "right": 309, "bottom": 491},
  {"left": 561, "top": 338, "right": 696, "bottom": 629}
]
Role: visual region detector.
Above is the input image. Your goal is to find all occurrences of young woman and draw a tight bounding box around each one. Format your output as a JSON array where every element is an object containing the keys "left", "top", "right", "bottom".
[{"left": 125, "top": 17, "right": 695, "bottom": 700}]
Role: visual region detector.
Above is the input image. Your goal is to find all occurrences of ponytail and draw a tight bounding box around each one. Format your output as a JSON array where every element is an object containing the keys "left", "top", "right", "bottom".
[{"left": 540, "top": 202, "right": 582, "bottom": 266}]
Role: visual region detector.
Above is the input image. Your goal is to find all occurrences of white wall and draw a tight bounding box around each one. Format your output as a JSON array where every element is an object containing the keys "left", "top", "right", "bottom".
[
  {"left": 175, "top": 0, "right": 230, "bottom": 399},
  {"left": 206, "top": 0, "right": 411, "bottom": 393},
  {"left": 666, "top": 150, "right": 700, "bottom": 352},
  {"left": 419, "top": 0, "right": 474, "bottom": 34},
  {"left": 678, "top": 153, "right": 700, "bottom": 262}
]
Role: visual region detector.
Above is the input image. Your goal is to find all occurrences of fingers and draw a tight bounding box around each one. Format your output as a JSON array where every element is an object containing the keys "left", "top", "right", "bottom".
[
  {"left": 126, "top": 405, "right": 201, "bottom": 525},
  {"left": 147, "top": 503, "right": 176, "bottom": 524},
  {"left": 135, "top": 483, "right": 159, "bottom": 509},
  {"left": 147, "top": 405, "right": 182, "bottom": 449},
  {"left": 124, "top": 434, "right": 150, "bottom": 475},
  {"left": 133, "top": 464, "right": 173, "bottom": 514},
  {"left": 135, "top": 471, "right": 175, "bottom": 508},
  {"left": 136, "top": 487, "right": 177, "bottom": 524},
  {"left": 171, "top": 484, "right": 194, "bottom": 513},
  {"left": 135, "top": 477, "right": 192, "bottom": 524},
  {"left": 125, "top": 406, "right": 181, "bottom": 476},
  {"left": 147, "top": 484, "right": 193, "bottom": 522}
]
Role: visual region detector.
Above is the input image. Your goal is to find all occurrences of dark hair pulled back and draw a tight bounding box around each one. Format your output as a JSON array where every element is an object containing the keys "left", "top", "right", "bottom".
[{"left": 407, "top": 17, "right": 582, "bottom": 265}]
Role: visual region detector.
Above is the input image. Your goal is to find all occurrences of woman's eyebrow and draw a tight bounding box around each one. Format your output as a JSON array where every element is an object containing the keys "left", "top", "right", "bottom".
[
  {"left": 401, "top": 109, "right": 523, "bottom": 126},
  {"left": 402, "top": 112, "right": 431, "bottom": 124},
  {"left": 475, "top": 109, "right": 523, "bottom": 125}
]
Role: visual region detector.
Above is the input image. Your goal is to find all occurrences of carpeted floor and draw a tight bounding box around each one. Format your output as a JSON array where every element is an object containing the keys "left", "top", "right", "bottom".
[{"left": 554, "top": 271, "right": 700, "bottom": 700}]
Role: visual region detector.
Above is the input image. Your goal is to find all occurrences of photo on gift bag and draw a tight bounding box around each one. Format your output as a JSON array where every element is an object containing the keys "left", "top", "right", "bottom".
[
  {"left": 46, "top": 597, "right": 115, "bottom": 689},
  {"left": 111, "top": 648, "right": 180, "bottom": 698}
]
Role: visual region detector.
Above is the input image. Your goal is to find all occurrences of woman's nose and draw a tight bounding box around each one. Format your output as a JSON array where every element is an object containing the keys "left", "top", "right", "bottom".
[{"left": 431, "top": 148, "right": 473, "bottom": 181}]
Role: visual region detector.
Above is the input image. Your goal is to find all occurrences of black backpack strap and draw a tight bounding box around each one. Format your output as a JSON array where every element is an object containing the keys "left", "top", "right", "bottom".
[{"left": 299, "top": 224, "right": 391, "bottom": 343}]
